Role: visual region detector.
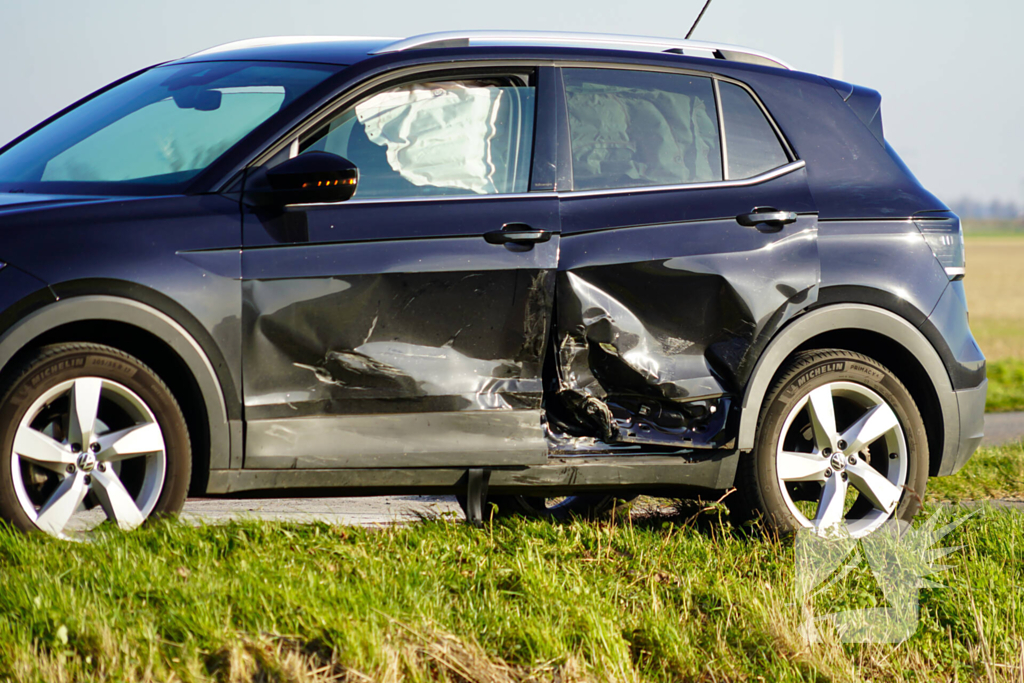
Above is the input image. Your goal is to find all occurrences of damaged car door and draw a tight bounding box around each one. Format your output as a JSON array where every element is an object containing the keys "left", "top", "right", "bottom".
[
  {"left": 550, "top": 67, "right": 819, "bottom": 451},
  {"left": 240, "top": 69, "right": 558, "bottom": 468}
]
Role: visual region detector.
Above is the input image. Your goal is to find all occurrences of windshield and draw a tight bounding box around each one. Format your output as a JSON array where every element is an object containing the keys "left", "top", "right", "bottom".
[{"left": 0, "top": 61, "right": 339, "bottom": 196}]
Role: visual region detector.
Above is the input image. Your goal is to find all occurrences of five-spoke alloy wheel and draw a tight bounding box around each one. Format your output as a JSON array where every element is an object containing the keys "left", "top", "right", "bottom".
[
  {"left": 0, "top": 344, "right": 190, "bottom": 539},
  {"left": 736, "top": 349, "right": 928, "bottom": 538}
]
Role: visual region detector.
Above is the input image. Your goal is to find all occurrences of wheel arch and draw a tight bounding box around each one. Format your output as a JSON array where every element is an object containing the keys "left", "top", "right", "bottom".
[
  {"left": 738, "top": 303, "right": 958, "bottom": 476},
  {"left": 0, "top": 294, "right": 235, "bottom": 493}
]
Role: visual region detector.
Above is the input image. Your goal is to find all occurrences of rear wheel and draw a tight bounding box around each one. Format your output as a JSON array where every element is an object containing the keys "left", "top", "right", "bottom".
[
  {"left": 735, "top": 349, "right": 928, "bottom": 537},
  {"left": 0, "top": 343, "right": 191, "bottom": 539}
]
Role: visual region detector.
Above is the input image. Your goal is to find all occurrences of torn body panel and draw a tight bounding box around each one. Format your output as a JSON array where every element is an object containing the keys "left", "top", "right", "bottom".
[{"left": 552, "top": 167, "right": 820, "bottom": 448}]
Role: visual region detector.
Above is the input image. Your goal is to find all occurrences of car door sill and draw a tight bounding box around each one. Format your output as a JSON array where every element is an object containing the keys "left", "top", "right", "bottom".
[
  {"left": 244, "top": 410, "right": 549, "bottom": 469},
  {"left": 208, "top": 451, "right": 738, "bottom": 495}
]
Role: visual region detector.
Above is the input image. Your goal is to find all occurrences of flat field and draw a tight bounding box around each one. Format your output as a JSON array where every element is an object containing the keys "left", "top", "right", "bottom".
[
  {"left": 956, "top": 223, "right": 1024, "bottom": 410},
  {"left": 963, "top": 227, "right": 1024, "bottom": 361}
]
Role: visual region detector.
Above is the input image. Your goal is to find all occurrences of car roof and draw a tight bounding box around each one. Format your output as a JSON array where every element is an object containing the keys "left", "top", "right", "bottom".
[
  {"left": 176, "top": 31, "right": 794, "bottom": 70},
  {"left": 178, "top": 36, "right": 398, "bottom": 65}
]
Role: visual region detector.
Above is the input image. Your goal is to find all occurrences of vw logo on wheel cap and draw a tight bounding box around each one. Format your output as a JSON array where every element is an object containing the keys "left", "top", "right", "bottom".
[
  {"left": 77, "top": 451, "right": 97, "bottom": 472},
  {"left": 830, "top": 452, "right": 846, "bottom": 471}
]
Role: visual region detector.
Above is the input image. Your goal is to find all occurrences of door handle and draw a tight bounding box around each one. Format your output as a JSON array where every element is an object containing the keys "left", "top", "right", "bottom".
[
  {"left": 484, "top": 223, "right": 553, "bottom": 245},
  {"left": 736, "top": 207, "right": 799, "bottom": 231}
]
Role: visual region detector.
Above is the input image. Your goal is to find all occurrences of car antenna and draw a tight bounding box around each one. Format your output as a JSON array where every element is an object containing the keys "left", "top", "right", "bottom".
[{"left": 685, "top": 0, "right": 714, "bottom": 39}]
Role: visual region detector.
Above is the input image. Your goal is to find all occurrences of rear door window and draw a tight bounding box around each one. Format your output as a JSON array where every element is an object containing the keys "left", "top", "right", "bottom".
[
  {"left": 562, "top": 68, "right": 722, "bottom": 191},
  {"left": 718, "top": 81, "right": 789, "bottom": 179}
]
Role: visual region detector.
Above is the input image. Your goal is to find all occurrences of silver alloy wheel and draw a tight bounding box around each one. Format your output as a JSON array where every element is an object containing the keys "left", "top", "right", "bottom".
[
  {"left": 775, "top": 380, "right": 908, "bottom": 537},
  {"left": 10, "top": 377, "right": 166, "bottom": 539}
]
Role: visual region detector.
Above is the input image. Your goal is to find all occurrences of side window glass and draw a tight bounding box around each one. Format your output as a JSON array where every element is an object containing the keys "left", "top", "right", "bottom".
[
  {"left": 563, "top": 68, "right": 722, "bottom": 191},
  {"left": 297, "top": 77, "right": 535, "bottom": 199},
  {"left": 719, "top": 82, "right": 789, "bottom": 179}
]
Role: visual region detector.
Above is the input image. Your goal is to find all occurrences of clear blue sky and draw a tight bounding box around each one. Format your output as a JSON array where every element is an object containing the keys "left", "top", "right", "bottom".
[{"left": 2, "top": 0, "right": 1020, "bottom": 205}]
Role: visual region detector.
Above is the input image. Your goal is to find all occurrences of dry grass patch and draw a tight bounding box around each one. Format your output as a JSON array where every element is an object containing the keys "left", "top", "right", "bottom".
[{"left": 964, "top": 235, "right": 1024, "bottom": 361}]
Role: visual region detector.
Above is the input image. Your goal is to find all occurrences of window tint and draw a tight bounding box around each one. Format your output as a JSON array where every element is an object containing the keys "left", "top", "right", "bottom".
[
  {"left": 563, "top": 68, "right": 722, "bottom": 191},
  {"left": 719, "top": 82, "right": 789, "bottom": 179},
  {"left": 298, "top": 77, "right": 535, "bottom": 198},
  {"left": 43, "top": 87, "right": 286, "bottom": 183}
]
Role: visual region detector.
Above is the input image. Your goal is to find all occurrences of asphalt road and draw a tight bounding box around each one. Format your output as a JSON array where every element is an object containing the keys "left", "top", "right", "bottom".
[
  {"left": 181, "top": 412, "right": 1024, "bottom": 526},
  {"left": 181, "top": 494, "right": 462, "bottom": 526},
  {"left": 980, "top": 411, "right": 1024, "bottom": 447}
]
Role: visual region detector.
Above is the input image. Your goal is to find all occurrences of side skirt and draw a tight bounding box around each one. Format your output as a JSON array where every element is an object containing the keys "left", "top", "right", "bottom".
[{"left": 205, "top": 451, "right": 739, "bottom": 497}]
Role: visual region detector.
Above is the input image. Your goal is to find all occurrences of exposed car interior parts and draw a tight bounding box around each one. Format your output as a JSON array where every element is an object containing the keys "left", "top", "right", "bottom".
[{"left": 549, "top": 271, "right": 733, "bottom": 450}]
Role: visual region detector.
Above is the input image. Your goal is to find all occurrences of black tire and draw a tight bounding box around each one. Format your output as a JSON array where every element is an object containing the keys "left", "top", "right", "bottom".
[
  {"left": 733, "top": 349, "right": 928, "bottom": 536},
  {"left": 0, "top": 343, "right": 191, "bottom": 534}
]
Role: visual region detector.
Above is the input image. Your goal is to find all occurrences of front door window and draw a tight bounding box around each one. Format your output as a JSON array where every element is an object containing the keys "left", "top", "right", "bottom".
[{"left": 297, "top": 77, "right": 535, "bottom": 198}]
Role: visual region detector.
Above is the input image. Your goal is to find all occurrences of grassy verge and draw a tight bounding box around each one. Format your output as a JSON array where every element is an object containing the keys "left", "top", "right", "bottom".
[
  {"left": 0, "top": 436, "right": 1020, "bottom": 683},
  {"left": 985, "top": 358, "right": 1024, "bottom": 412},
  {"left": 928, "top": 441, "right": 1024, "bottom": 502},
  {"left": 0, "top": 498, "right": 1021, "bottom": 682}
]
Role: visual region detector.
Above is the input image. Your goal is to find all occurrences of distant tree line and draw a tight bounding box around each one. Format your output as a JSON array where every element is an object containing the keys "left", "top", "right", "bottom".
[{"left": 950, "top": 198, "right": 1023, "bottom": 220}]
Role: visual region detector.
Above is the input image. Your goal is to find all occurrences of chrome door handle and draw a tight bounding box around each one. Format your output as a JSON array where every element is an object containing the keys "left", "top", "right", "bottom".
[
  {"left": 484, "top": 223, "right": 553, "bottom": 245},
  {"left": 736, "top": 207, "right": 798, "bottom": 230}
]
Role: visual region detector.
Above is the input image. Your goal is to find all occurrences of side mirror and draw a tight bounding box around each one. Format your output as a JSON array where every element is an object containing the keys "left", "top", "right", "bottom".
[{"left": 244, "top": 152, "right": 359, "bottom": 207}]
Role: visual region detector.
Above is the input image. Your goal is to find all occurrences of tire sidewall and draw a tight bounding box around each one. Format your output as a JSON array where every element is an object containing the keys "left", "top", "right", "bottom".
[
  {"left": 754, "top": 354, "right": 928, "bottom": 533},
  {"left": 0, "top": 346, "right": 190, "bottom": 532}
]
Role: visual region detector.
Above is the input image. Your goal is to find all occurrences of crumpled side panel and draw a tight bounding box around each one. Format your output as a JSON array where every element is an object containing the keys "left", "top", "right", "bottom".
[{"left": 554, "top": 220, "right": 819, "bottom": 445}]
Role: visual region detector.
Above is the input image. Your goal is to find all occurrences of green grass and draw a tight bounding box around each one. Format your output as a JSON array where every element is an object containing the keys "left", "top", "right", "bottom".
[
  {"left": 0, "top": 497, "right": 1021, "bottom": 682},
  {"left": 985, "top": 358, "right": 1024, "bottom": 412},
  {"left": 0, "top": 444, "right": 1019, "bottom": 682},
  {"left": 929, "top": 441, "right": 1024, "bottom": 502}
]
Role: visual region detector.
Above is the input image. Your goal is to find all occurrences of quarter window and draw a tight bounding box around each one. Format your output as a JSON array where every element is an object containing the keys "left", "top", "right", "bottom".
[
  {"left": 563, "top": 68, "right": 723, "bottom": 191},
  {"left": 719, "top": 82, "right": 789, "bottom": 179},
  {"left": 297, "top": 76, "right": 535, "bottom": 199}
]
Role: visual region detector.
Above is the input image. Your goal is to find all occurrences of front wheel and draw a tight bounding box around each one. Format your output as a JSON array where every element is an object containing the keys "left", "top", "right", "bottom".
[
  {"left": 0, "top": 343, "right": 191, "bottom": 539},
  {"left": 735, "top": 349, "right": 928, "bottom": 537}
]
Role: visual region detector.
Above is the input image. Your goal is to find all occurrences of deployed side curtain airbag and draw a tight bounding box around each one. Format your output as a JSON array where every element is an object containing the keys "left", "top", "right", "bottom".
[{"left": 355, "top": 82, "right": 508, "bottom": 195}]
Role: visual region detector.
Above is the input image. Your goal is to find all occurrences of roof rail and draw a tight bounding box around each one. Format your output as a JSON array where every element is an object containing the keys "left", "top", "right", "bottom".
[
  {"left": 371, "top": 30, "right": 794, "bottom": 70},
  {"left": 188, "top": 35, "right": 398, "bottom": 58}
]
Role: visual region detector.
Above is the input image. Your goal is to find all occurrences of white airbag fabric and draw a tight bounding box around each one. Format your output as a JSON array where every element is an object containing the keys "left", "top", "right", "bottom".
[{"left": 355, "top": 83, "right": 506, "bottom": 195}]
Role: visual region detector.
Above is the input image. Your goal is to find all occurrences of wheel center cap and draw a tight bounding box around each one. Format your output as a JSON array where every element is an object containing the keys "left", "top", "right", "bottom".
[
  {"left": 830, "top": 452, "right": 845, "bottom": 471},
  {"left": 77, "top": 452, "right": 97, "bottom": 472}
]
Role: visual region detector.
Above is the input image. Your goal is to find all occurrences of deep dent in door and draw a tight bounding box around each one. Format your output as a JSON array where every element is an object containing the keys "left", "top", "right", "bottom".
[{"left": 242, "top": 263, "right": 555, "bottom": 418}]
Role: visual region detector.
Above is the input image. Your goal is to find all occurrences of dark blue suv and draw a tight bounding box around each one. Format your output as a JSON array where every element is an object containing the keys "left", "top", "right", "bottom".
[{"left": 0, "top": 32, "right": 985, "bottom": 538}]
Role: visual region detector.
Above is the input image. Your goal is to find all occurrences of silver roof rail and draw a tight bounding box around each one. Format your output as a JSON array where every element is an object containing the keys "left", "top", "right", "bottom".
[
  {"left": 188, "top": 35, "right": 399, "bottom": 58},
  {"left": 371, "top": 30, "right": 794, "bottom": 70}
]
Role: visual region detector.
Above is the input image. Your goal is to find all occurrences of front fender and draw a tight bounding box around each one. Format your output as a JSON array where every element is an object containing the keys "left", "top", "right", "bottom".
[{"left": 0, "top": 294, "right": 233, "bottom": 471}]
